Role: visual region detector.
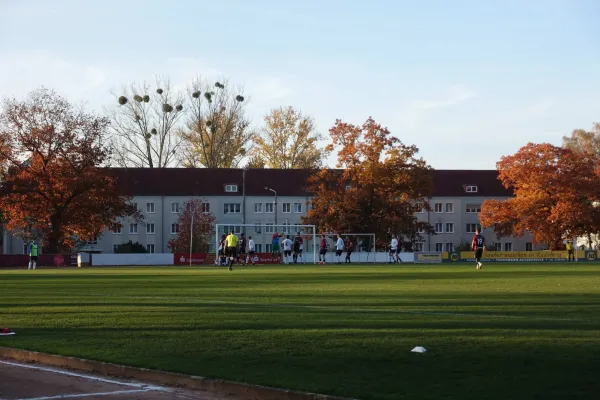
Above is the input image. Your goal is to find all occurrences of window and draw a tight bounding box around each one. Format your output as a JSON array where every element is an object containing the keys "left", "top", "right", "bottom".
[
  {"left": 445, "top": 203, "right": 454, "bottom": 213},
  {"left": 254, "top": 223, "right": 262, "bottom": 233},
  {"left": 201, "top": 203, "right": 210, "bottom": 213},
  {"left": 465, "top": 185, "right": 478, "bottom": 193},
  {"left": 255, "top": 244, "right": 263, "bottom": 253},
  {"left": 171, "top": 202, "right": 180, "bottom": 213},
  {"left": 146, "top": 223, "right": 155, "bottom": 234},
  {"left": 466, "top": 205, "right": 482, "bottom": 213},
  {"left": 526, "top": 242, "right": 533, "bottom": 251},
  {"left": 265, "top": 223, "right": 274, "bottom": 233},
  {"left": 417, "top": 227, "right": 425, "bottom": 234},
  {"left": 254, "top": 203, "right": 263, "bottom": 213},
  {"left": 445, "top": 243, "right": 454, "bottom": 252},
  {"left": 494, "top": 242, "right": 502, "bottom": 251},
  {"left": 225, "top": 184, "right": 238, "bottom": 192},
  {"left": 129, "top": 224, "right": 138, "bottom": 234},
  {"left": 223, "top": 225, "right": 242, "bottom": 234},
  {"left": 415, "top": 203, "right": 425, "bottom": 213},
  {"left": 504, "top": 242, "right": 513, "bottom": 251},
  {"left": 414, "top": 242, "right": 424, "bottom": 252},
  {"left": 111, "top": 224, "right": 122, "bottom": 234},
  {"left": 434, "top": 203, "right": 443, "bottom": 213},
  {"left": 22, "top": 244, "right": 28, "bottom": 255},
  {"left": 283, "top": 203, "right": 291, "bottom": 213},
  {"left": 146, "top": 244, "right": 155, "bottom": 254},
  {"left": 87, "top": 235, "right": 98, "bottom": 245},
  {"left": 435, "top": 243, "right": 444, "bottom": 252},
  {"left": 282, "top": 222, "right": 290, "bottom": 233},
  {"left": 265, "top": 203, "right": 274, "bottom": 213},
  {"left": 131, "top": 202, "right": 138, "bottom": 210},
  {"left": 435, "top": 223, "right": 443, "bottom": 233},
  {"left": 171, "top": 224, "right": 179, "bottom": 234},
  {"left": 445, "top": 223, "right": 454, "bottom": 233},
  {"left": 146, "top": 202, "right": 155, "bottom": 213},
  {"left": 293, "top": 203, "right": 302, "bottom": 213},
  {"left": 113, "top": 244, "right": 119, "bottom": 253},
  {"left": 466, "top": 224, "right": 481, "bottom": 233},
  {"left": 224, "top": 203, "right": 241, "bottom": 214},
  {"left": 265, "top": 244, "right": 272, "bottom": 253}
]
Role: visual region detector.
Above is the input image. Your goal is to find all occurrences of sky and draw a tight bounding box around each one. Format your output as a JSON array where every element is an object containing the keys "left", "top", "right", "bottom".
[{"left": 1, "top": 0, "right": 599, "bottom": 170}]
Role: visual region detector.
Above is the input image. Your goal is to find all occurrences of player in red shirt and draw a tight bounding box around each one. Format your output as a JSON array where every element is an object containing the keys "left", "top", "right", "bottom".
[
  {"left": 318, "top": 235, "right": 327, "bottom": 265},
  {"left": 345, "top": 238, "right": 354, "bottom": 264},
  {"left": 471, "top": 228, "right": 486, "bottom": 270}
]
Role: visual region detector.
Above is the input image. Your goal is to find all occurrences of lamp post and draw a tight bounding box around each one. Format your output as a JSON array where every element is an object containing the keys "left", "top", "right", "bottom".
[
  {"left": 189, "top": 200, "right": 199, "bottom": 267},
  {"left": 264, "top": 187, "right": 277, "bottom": 226},
  {"left": 242, "top": 168, "right": 248, "bottom": 233}
]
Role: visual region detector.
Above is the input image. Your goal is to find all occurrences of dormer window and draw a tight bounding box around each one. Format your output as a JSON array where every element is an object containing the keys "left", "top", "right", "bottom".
[
  {"left": 465, "top": 185, "right": 478, "bottom": 193},
  {"left": 225, "top": 184, "right": 238, "bottom": 193}
]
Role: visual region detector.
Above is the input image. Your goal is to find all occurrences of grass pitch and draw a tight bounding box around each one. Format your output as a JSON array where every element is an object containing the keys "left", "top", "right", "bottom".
[{"left": 1, "top": 264, "right": 600, "bottom": 400}]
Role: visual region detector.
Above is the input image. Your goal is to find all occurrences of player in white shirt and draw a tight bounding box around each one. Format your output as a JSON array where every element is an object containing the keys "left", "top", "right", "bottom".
[
  {"left": 335, "top": 234, "right": 344, "bottom": 264},
  {"left": 389, "top": 236, "right": 399, "bottom": 264},
  {"left": 247, "top": 236, "right": 256, "bottom": 265},
  {"left": 282, "top": 236, "right": 293, "bottom": 264}
]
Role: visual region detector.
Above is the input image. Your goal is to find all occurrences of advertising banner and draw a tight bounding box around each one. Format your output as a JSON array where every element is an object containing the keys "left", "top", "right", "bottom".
[
  {"left": 414, "top": 252, "right": 443, "bottom": 263},
  {"left": 174, "top": 253, "right": 207, "bottom": 265},
  {"left": 447, "top": 250, "right": 595, "bottom": 263}
]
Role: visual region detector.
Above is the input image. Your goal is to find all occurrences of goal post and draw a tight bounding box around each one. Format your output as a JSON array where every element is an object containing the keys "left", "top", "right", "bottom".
[
  {"left": 318, "top": 233, "right": 377, "bottom": 264},
  {"left": 215, "top": 224, "right": 317, "bottom": 264}
]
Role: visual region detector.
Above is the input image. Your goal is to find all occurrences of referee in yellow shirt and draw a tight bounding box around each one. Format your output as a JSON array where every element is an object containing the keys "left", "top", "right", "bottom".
[{"left": 225, "top": 230, "right": 239, "bottom": 270}]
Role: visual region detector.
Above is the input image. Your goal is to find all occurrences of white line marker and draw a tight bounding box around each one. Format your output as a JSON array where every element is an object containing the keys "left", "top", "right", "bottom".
[
  {"left": 0, "top": 360, "right": 168, "bottom": 391},
  {"left": 15, "top": 388, "right": 151, "bottom": 400}
]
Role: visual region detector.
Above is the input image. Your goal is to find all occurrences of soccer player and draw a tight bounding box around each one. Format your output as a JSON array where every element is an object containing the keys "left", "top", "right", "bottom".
[
  {"left": 472, "top": 228, "right": 486, "bottom": 270},
  {"left": 566, "top": 240, "right": 574, "bottom": 262},
  {"left": 345, "top": 237, "right": 354, "bottom": 264},
  {"left": 225, "top": 230, "right": 239, "bottom": 271},
  {"left": 318, "top": 235, "right": 327, "bottom": 265},
  {"left": 389, "top": 236, "right": 399, "bottom": 264},
  {"left": 395, "top": 236, "right": 402, "bottom": 263},
  {"left": 293, "top": 232, "right": 304, "bottom": 264},
  {"left": 217, "top": 234, "right": 227, "bottom": 266},
  {"left": 238, "top": 233, "right": 247, "bottom": 265},
  {"left": 27, "top": 240, "right": 38, "bottom": 270},
  {"left": 271, "top": 232, "right": 283, "bottom": 263},
  {"left": 247, "top": 236, "right": 256, "bottom": 265},
  {"left": 335, "top": 234, "right": 344, "bottom": 264},
  {"left": 282, "top": 235, "right": 293, "bottom": 264}
]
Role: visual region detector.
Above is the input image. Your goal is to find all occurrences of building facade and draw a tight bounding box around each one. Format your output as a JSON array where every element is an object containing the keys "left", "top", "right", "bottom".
[{"left": 0, "top": 168, "right": 535, "bottom": 255}]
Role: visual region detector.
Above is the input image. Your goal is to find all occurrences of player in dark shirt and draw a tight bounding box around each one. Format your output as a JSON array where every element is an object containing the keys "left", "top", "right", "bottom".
[
  {"left": 345, "top": 238, "right": 354, "bottom": 264},
  {"left": 219, "top": 234, "right": 227, "bottom": 266},
  {"left": 293, "top": 233, "right": 303, "bottom": 264},
  {"left": 471, "top": 228, "right": 486, "bottom": 270},
  {"left": 238, "top": 233, "right": 247, "bottom": 265}
]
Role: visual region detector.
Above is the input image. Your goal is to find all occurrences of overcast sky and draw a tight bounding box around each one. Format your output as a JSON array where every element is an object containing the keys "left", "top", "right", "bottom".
[{"left": 1, "top": 0, "right": 599, "bottom": 169}]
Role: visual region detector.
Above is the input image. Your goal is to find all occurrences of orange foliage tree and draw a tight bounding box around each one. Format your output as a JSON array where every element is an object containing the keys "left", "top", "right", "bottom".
[
  {"left": 167, "top": 199, "right": 215, "bottom": 253},
  {"left": 479, "top": 143, "right": 600, "bottom": 250},
  {"left": 0, "top": 88, "right": 140, "bottom": 253},
  {"left": 302, "top": 117, "right": 434, "bottom": 244}
]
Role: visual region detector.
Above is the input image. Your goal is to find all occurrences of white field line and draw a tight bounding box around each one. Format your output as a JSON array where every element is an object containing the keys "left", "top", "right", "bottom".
[
  {"left": 0, "top": 360, "right": 168, "bottom": 391},
  {"left": 13, "top": 389, "right": 151, "bottom": 400}
]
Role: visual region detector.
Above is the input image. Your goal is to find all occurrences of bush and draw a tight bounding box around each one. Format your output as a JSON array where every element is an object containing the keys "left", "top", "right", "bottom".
[{"left": 114, "top": 240, "right": 147, "bottom": 253}]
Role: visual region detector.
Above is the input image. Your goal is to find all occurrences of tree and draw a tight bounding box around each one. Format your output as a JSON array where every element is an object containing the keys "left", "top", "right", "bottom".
[
  {"left": 479, "top": 143, "right": 600, "bottom": 250},
  {"left": 114, "top": 240, "right": 147, "bottom": 253},
  {"left": 246, "top": 154, "right": 265, "bottom": 169},
  {"left": 562, "top": 123, "right": 600, "bottom": 157},
  {"left": 303, "top": 117, "right": 434, "bottom": 242},
  {"left": 108, "top": 78, "right": 185, "bottom": 168},
  {"left": 168, "top": 199, "right": 215, "bottom": 253},
  {"left": 0, "top": 88, "right": 140, "bottom": 253},
  {"left": 179, "top": 78, "right": 251, "bottom": 168},
  {"left": 251, "top": 106, "right": 324, "bottom": 169}
]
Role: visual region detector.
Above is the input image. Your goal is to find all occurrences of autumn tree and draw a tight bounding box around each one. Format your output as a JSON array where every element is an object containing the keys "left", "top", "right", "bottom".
[
  {"left": 562, "top": 122, "right": 600, "bottom": 157},
  {"left": 168, "top": 199, "right": 215, "bottom": 253},
  {"left": 108, "top": 78, "right": 185, "bottom": 168},
  {"left": 0, "top": 88, "right": 140, "bottom": 253},
  {"left": 179, "top": 78, "right": 251, "bottom": 168},
  {"left": 479, "top": 143, "right": 600, "bottom": 250},
  {"left": 251, "top": 106, "right": 324, "bottom": 169},
  {"left": 303, "top": 117, "right": 434, "bottom": 242}
]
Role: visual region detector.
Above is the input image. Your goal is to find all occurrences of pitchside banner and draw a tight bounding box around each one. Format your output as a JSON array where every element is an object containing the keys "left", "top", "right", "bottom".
[
  {"left": 445, "top": 250, "right": 597, "bottom": 263},
  {"left": 414, "top": 252, "right": 444, "bottom": 263}
]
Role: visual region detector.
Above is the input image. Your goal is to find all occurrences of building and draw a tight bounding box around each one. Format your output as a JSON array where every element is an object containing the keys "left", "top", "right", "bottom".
[{"left": 0, "top": 168, "right": 535, "bottom": 255}]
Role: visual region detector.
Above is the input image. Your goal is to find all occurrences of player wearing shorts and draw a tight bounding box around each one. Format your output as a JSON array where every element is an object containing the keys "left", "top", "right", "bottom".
[
  {"left": 293, "top": 232, "right": 304, "bottom": 264},
  {"left": 271, "top": 232, "right": 283, "bottom": 262},
  {"left": 318, "top": 235, "right": 327, "bottom": 265},
  {"left": 238, "top": 233, "right": 247, "bottom": 265},
  {"left": 335, "top": 234, "right": 344, "bottom": 264},
  {"left": 225, "top": 231, "right": 239, "bottom": 271},
  {"left": 27, "top": 240, "right": 39, "bottom": 270},
  {"left": 282, "top": 235, "right": 293, "bottom": 264},
  {"left": 216, "top": 234, "right": 227, "bottom": 266},
  {"left": 345, "top": 238, "right": 354, "bottom": 264},
  {"left": 472, "top": 228, "right": 486, "bottom": 270},
  {"left": 389, "top": 236, "right": 398, "bottom": 264},
  {"left": 247, "top": 236, "right": 256, "bottom": 265}
]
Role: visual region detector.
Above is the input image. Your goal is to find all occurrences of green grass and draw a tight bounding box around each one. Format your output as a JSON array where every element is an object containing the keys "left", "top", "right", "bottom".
[{"left": 1, "top": 264, "right": 600, "bottom": 400}]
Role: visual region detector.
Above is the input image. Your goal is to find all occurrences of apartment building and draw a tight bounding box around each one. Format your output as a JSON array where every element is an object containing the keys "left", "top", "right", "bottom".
[{"left": 0, "top": 168, "right": 534, "bottom": 254}]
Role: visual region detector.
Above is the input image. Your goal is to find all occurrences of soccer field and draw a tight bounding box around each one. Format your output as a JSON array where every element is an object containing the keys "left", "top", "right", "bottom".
[{"left": 1, "top": 264, "right": 599, "bottom": 400}]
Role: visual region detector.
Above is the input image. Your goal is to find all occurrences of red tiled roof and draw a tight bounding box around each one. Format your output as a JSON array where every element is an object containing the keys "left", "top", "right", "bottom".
[{"left": 107, "top": 168, "right": 513, "bottom": 197}]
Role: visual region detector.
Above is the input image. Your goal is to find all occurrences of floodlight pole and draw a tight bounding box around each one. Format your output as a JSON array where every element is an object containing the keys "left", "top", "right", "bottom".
[
  {"left": 265, "top": 187, "right": 277, "bottom": 226},
  {"left": 189, "top": 200, "right": 198, "bottom": 267}
]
